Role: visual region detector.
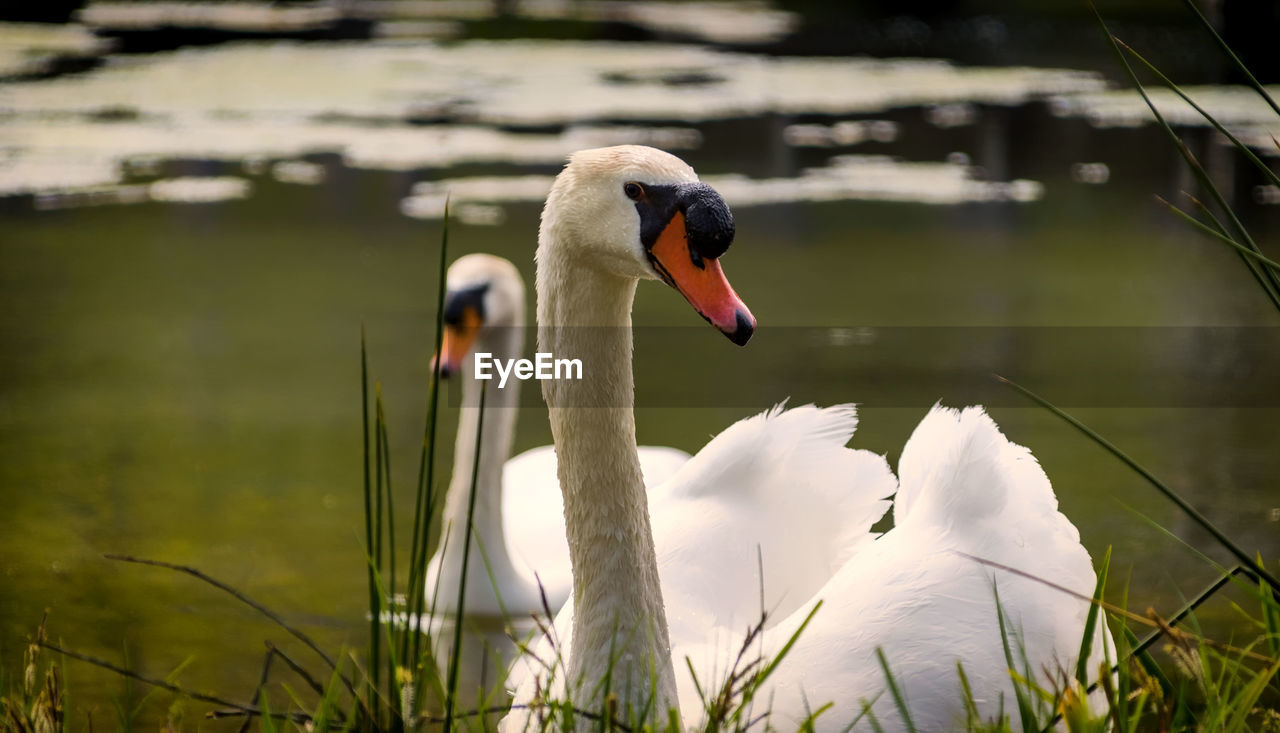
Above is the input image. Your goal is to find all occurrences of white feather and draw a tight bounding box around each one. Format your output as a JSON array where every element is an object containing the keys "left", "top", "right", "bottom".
[{"left": 503, "top": 146, "right": 1112, "bottom": 732}]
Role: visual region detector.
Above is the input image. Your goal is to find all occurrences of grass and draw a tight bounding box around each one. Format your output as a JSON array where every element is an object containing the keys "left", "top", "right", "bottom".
[
  {"left": 1, "top": 617, "right": 63, "bottom": 733},
  {"left": 4, "top": 2, "right": 1280, "bottom": 729},
  {"left": 1086, "top": 0, "right": 1280, "bottom": 315}
]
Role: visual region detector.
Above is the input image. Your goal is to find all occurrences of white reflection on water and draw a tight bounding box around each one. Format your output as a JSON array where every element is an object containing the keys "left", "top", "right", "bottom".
[
  {"left": 711, "top": 155, "right": 1042, "bottom": 205},
  {"left": 401, "top": 154, "right": 1043, "bottom": 223},
  {"left": 782, "top": 119, "right": 900, "bottom": 147},
  {"left": 1, "top": 40, "right": 1102, "bottom": 123},
  {"left": 80, "top": 0, "right": 800, "bottom": 46},
  {"left": 1051, "top": 84, "right": 1280, "bottom": 155},
  {"left": 78, "top": 2, "right": 345, "bottom": 32},
  {"left": 401, "top": 174, "right": 553, "bottom": 222},
  {"left": 149, "top": 175, "right": 251, "bottom": 202},
  {"left": 270, "top": 159, "right": 327, "bottom": 185},
  {"left": 0, "top": 39, "right": 1104, "bottom": 206},
  {"left": 0, "top": 120, "right": 699, "bottom": 196},
  {"left": 0, "top": 22, "right": 112, "bottom": 78},
  {"left": 32, "top": 175, "right": 251, "bottom": 209}
]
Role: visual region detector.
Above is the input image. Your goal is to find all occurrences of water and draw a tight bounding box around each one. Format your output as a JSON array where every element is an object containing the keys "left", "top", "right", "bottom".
[{"left": 2, "top": 13, "right": 1279, "bottom": 729}]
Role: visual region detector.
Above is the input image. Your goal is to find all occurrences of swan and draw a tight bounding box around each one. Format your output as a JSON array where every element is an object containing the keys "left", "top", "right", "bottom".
[
  {"left": 424, "top": 253, "right": 690, "bottom": 618},
  {"left": 502, "top": 145, "right": 1111, "bottom": 731}
]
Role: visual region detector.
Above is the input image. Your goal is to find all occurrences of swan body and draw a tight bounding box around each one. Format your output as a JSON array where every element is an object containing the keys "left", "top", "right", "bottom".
[
  {"left": 512, "top": 403, "right": 1108, "bottom": 731},
  {"left": 746, "top": 404, "right": 1110, "bottom": 731},
  {"left": 424, "top": 254, "right": 690, "bottom": 618},
  {"left": 501, "top": 145, "right": 1110, "bottom": 731},
  {"left": 497, "top": 442, "right": 690, "bottom": 608}
]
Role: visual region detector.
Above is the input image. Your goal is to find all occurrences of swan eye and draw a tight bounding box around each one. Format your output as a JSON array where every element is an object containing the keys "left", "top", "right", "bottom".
[{"left": 623, "top": 182, "right": 644, "bottom": 201}]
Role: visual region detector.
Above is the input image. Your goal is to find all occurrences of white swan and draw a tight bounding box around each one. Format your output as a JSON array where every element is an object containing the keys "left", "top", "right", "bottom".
[
  {"left": 424, "top": 253, "right": 690, "bottom": 618},
  {"left": 503, "top": 145, "right": 1111, "bottom": 731}
]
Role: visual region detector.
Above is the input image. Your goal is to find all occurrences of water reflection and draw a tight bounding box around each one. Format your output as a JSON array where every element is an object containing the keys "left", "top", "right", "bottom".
[
  {"left": 0, "top": 33, "right": 1103, "bottom": 202},
  {"left": 400, "top": 155, "right": 1044, "bottom": 225}
]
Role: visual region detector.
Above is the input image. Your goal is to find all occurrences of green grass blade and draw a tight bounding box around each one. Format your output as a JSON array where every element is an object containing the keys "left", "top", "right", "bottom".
[
  {"left": 361, "top": 328, "right": 381, "bottom": 722},
  {"left": 1076, "top": 546, "right": 1111, "bottom": 687},
  {"left": 996, "top": 375, "right": 1280, "bottom": 595},
  {"left": 874, "top": 648, "right": 917, "bottom": 733},
  {"left": 1176, "top": 0, "right": 1280, "bottom": 117},
  {"left": 258, "top": 689, "right": 279, "bottom": 733},
  {"left": 1089, "top": 2, "right": 1280, "bottom": 306},
  {"left": 1183, "top": 194, "right": 1280, "bottom": 311},
  {"left": 796, "top": 702, "right": 833, "bottom": 732},
  {"left": 1155, "top": 196, "right": 1280, "bottom": 270},
  {"left": 408, "top": 201, "right": 451, "bottom": 691},
  {"left": 992, "top": 585, "right": 1037, "bottom": 733},
  {"left": 1121, "top": 625, "right": 1171, "bottom": 698},
  {"left": 375, "top": 383, "right": 385, "bottom": 599},
  {"left": 379, "top": 395, "right": 396, "bottom": 632},
  {"left": 1233, "top": 656, "right": 1280, "bottom": 731},
  {"left": 1116, "top": 39, "right": 1280, "bottom": 188},
  {"left": 128, "top": 655, "right": 195, "bottom": 722},
  {"left": 1132, "top": 566, "right": 1239, "bottom": 659},
  {"left": 443, "top": 383, "right": 485, "bottom": 733},
  {"left": 374, "top": 384, "right": 389, "bottom": 728},
  {"left": 683, "top": 658, "right": 708, "bottom": 723},
  {"left": 955, "top": 662, "right": 980, "bottom": 730},
  {"left": 375, "top": 390, "right": 401, "bottom": 723},
  {"left": 747, "top": 600, "right": 823, "bottom": 704},
  {"left": 1257, "top": 555, "right": 1280, "bottom": 661},
  {"left": 861, "top": 702, "right": 886, "bottom": 733}
]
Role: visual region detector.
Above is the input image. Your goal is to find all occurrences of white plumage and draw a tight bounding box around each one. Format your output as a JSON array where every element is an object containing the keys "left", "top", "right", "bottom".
[
  {"left": 425, "top": 254, "right": 690, "bottom": 618},
  {"left": 498, "top": 145, "right": 1111, "bottom": 731},
  {"left": 508, "top": 403, "right": 1109, "bottom": 731}
]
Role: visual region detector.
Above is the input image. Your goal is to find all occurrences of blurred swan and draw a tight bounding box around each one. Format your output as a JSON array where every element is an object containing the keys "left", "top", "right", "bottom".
[
  {"left": 502, "top": 145, "right": 1110, "bottom": 731},
  {"left": 424, "top": 253, "right": 688, "bottom": 619}
]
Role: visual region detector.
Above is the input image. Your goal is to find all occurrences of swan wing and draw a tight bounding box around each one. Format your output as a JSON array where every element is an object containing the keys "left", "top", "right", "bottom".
[
  {"left": 638, "top": 444, "right": 695, "bottom": 485},
  {"left": 762, "top": 405, "right": 1112, "bottom": 731},
  {"left": 505, "top": 405, "right": 895, "bottom": 727},
  {"left": 654, "top": 403, "right": 895, "bottom": 641}
]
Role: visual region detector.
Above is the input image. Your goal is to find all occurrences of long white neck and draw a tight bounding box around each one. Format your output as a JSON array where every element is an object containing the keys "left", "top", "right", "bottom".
[
  {"left": 436, "top": 323, "right": 527, "bottom": 614},
  {"left": 536, "top": 244, "right": 679, "bottom": 722}
]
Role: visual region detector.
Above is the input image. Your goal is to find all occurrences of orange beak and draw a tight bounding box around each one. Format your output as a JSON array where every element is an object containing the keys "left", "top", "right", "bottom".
[
  {"left": 433, "top": 306, "right": 482, "bottom": 378},
  {"left": 649, "top": 211, "right": 756, "bottom": 346}
]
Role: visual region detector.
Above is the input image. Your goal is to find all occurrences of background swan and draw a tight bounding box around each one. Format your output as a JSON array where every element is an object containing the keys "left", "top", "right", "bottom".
[
  {"left": 425, "top": 253, "right": 689, "bottom": 618},
  {"left": 504, "top": 145, "right": 1111, "bottom": 731}
]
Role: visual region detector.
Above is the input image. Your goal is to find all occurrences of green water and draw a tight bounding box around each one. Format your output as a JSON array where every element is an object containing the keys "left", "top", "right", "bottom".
[{"left": 2, "top": 100, "right": 1278, "bottom": 731}]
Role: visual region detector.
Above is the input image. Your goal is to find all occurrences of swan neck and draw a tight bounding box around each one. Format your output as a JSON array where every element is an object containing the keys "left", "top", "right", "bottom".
[
  {"left": 536, "top": 246, "right": 679, "bottom": 718},
  {"left": 438, "top": 325, "right": 523, "bottom": 597}
]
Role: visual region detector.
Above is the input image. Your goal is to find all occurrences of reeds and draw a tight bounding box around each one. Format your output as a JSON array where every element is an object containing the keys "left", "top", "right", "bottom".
[
  {"left": 1, "top": 617, "right": 63, "bottom": 733},
  {"left": 973, "top": 4, "right": 1280, "bottom": 729},
  {"left": 1088, "top": 0, "right": 1280, "bottom": 314}
]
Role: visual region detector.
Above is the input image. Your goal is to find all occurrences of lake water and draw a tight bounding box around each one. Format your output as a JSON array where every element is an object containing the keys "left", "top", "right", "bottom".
[{"left": 2, "top": 8, "right": 1278, "bottom": 728}]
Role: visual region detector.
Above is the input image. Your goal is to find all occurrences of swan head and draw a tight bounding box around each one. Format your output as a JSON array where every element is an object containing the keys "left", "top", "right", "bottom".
[
  {"left": 540, "top": 145, "right": 755, "bottom": 346},
  {"left": 435, "top": 253, "right": 526, "bottom": 377}
]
